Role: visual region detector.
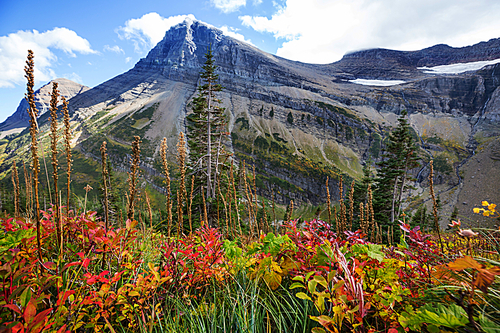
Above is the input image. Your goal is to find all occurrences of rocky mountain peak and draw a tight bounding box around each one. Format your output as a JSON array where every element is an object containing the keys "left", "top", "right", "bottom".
[
  {"left": 0, "top": 78, "right": 89, "bottom": 132},
  {"left": 137, "top": 18, "right": 228, "bottom": 71}
]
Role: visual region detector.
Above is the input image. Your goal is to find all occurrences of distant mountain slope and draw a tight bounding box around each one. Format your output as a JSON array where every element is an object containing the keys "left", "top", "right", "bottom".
[{"left": 0, "top": 78, "right": 89, "bottom": 132}]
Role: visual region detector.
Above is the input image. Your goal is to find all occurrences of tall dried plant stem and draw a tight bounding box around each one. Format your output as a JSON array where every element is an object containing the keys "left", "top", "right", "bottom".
[
  {"left": 127, "top": 136, "right": 141, "bottom": 221},
  {"left": 62, "top": 97, "right": 72, "bottom": 216},
  {"left": 160, "top": 138, "right": 172, "bottom": 238},
  {"left": 100, "top": 142, "right": 109, "bottom": 230},
  {"left": 49, "top": 82, "right": 60, "bottom": 244},
  {"left": 252, "top": 165, "right": 259, "bottom": 234},
  {"left": 202, "top": 186, "right": 208, "bottom": 227},
  {"left": 25, "top": 50, "right": 42, "bottom": 264},
  {"left": 230, "top": 161, "right": 241, "bottom": 236},
  {"left": 359, "top": 202, "right": 365, "bottom": 235},
  {"left": 12, "top": 160, "right": 20, "bottom": 217},
  {"left": 219, "top": 176, "right": 229, "bottom": 237},
  {"left": 23, "top": 162, "right": 32, "bottom": 217},
  {"left": 145, "top": 192, "right": 153, "bottom": 230},
  {"left": 367, "top": 184, "right": 375, "bottom": 242},
  {"left": 429, "top": 160, "right": 444, "bottom": 252},
  {"left": 176, "top": 133, "right": 186, "bottom": 234},
  {"left": 271, "top": 190, "right": 277, "bottom": 234},
  {"left": 224, "top": 176, "right": 233, "bottom": 237},
  {"left": 189, "top": 176, "right": 194, "bottom": 234},
  {"left": 243, "top": 174, "right": 254, "bottom": 237},
  {"left": 348, "top": 180, "right": 355, "bottom": 231},
  {"left": 326, "top": 177, "right": 331, "bottom": 225}
]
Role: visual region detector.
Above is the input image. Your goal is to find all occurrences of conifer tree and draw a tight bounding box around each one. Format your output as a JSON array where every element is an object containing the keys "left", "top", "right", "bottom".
[
  {"left": 373, "top": 110, "right": 419, "bottom": 236},
  {"left": 187, "top": 47, "right": 230, "bottom": 225}
]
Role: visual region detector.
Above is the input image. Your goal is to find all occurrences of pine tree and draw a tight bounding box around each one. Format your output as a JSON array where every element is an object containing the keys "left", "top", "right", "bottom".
[
  {"left": 373, "top": 110, "right": 420, "bottom": 238},
  {"left": 186, "top": 47, "right": 230, "bottom": 225}
]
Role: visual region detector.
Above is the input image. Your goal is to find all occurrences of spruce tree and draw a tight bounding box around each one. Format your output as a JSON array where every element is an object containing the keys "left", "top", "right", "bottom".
[
  {"left": 373, "top": 110, "right": 419, "bottom": 238},
  {"left": 186, "top": 47, "right": 230, "bottom": 225}
]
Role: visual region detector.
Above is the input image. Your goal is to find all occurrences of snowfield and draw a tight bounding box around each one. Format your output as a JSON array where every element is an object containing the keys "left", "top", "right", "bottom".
[
  {"left": 349, "top": 79, "right": 406, "bottom": 86},
  {"left": 418, "top": 58, "right": 500, "bottom": 74}
]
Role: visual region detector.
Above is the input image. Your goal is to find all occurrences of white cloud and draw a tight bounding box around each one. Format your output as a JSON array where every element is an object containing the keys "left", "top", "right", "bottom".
[
  {"left": 0, "top": 27, "right": 96, "bottom": 88},
  {"left": 125, "top": 57, "right": 132, "bottom": 63},
  {"left": 104, "top": 45, "right": 124, "bottom": 53},
  {"left": 118, "top": 12, "right": 254, "bottom": 51},
  {"left": 211, "top": 0, "right": 246, "bottom": 13},
  {"left": 240, "top": 0, "right": 500, "bottom": 64},
  {"left": 219, "top": 26, "right": 254, "bottom": 45},
  {"left": 62, "top": 72, "right": 84, "bottom": 84},
  {"left": 116, "top": 13, "right": 196, "bottom": 53}
]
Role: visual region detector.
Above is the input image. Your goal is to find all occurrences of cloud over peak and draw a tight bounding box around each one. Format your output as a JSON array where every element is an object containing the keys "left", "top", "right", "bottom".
[{"left": 0, "top": 27, "right": 96, "bottom": 88}]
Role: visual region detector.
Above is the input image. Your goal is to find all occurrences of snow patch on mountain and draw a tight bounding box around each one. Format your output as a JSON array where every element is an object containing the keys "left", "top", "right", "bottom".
[
  {"left": 419, "top": 58, "right": 500, "bottom": 74},
  {"left": 349, "top": 79, "right": 406, "bottom": 86}
]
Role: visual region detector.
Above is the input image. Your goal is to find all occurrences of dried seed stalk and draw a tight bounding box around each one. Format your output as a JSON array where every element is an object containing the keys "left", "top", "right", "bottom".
[
  {"left": 160, "top": 138, "right": 172, "bottom": 237},
  {"left": 189, "top": 175, "right": 194, "bottom": 234},
  {"left": 127, "top": 136, "right": 141, "bottom": 220},
  {"left": 12, "top": 160, "right": 20, "bottom": 217},
  {"left": 25, "top": 50, "right": 42, "bottom": 262},
  {"left": 326, "top": 177, "right": 331, "bottom": 225},
  {"left": 49, "top": 82, "right": 60, "bottom": 242},
  {"left": 176, "top": 132, "right": 186, "bottom": 234},
  {"left": 100, "top": 142, "right": 109, "bottom": 230},
  {"left": 62, "top": 96, "right": 72, "bottom": 216},
  {"left": 429, "top": 160, "right": 443, "bottom": 252},
  {"left": 348, "top": 180, "right": 355, "bottom": 231}
]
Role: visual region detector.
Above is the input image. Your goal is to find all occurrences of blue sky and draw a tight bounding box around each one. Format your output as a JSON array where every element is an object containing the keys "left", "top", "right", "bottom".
[{"left": 1, "top": 0, "right": 500, "bottom": 122}]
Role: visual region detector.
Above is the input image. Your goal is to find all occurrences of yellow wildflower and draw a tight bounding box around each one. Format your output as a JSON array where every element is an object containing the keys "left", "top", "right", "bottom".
[
  {"left": 473, "top": 207, "right": 481, "bottom": 214},
  {"left": 482, "top": 201, "right": 490, "bottom": 207}
]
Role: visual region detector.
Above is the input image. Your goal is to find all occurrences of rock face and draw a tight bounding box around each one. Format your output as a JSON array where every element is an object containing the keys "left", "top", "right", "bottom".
[
  {"left": 2, "top": 18, "right": 500, "bottom": 213},
  {"left": 328, "top": 38, "right": 500, "bottom": 80},
  {"left": 0, "top": 78, "right": 89, "bottom": 131}
]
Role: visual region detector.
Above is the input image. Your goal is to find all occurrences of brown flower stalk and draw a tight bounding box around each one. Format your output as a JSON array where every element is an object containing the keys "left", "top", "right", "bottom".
[
  {"left": 176, "top": 132, "right": 186, "bottom": 234},
  {"left": 429, "top": 160, "right": 444, "bottom": 252},
  {"left": 367, "top": 184, "right": 375, "bottom": 242},
  {"left": 243, "top": 173, "right": 254, "bottom": 236},
  {"left": 61, "top": 96, "right": 72, "bottom": 215},
  {"left": 348, "top": 180, "right": 355, "bottom": 231},
  {"left": 160, "top": 138, "right": 172, "bottom": 237},
  {"left": 23, "top": 161, "right": 32, "bottom": 217},
  {"left": 127, "top": 136, "right": 141, "bottom": 221},
  {"left": 11, "top": 160, "right": 20, "bottom": 217},
  {"left": 100, "top": 142, "right": 110, "bottom": 230},
  {"left": 25, "top": 50, "right": 42, "bottom": 263},
  {"left": 230, "top": 160, "right": 241, "bottom": 236},
  {"left": 359, "top": 202, "right": 365, "bottom": 235},
  {"left": 326, "top": 177, "right": 331, "bottom": 225},
  {"left": 145, "top": 191, "right": 153, "bottom": 230},
  {"left": 271, "top": 190, "right": 277, "bottom": 234},
  {"left": 49, "top": 82, "right": 61, "bottom": 244},
  {"left": 189, "top": 175, "right": 194, "bottom": 234}
]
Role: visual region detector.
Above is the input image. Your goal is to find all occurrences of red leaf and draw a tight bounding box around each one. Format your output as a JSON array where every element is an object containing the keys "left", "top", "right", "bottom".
[
  {"left": 82, "top": 258, "right": 91, "bottom": 269},
  {"left": 11, "top": 322, "right": 24, "bottom": 333},
  {"left": 28, "top": 308, "right": 52, "bottom": 333},
  {"left": 4, "top": 303, "right": 22, "bottom": 315},
  {"left": 23, "top": 299, "right": 36, "bottom": 324}
]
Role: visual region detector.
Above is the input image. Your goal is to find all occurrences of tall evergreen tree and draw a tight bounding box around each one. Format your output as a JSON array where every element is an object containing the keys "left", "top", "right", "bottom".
[
  {"left": 186, "top": 47, "right": 230, "bottom": 225},
  {"left": 373, "top": 110, "right": 420, "bottom": 236}
]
